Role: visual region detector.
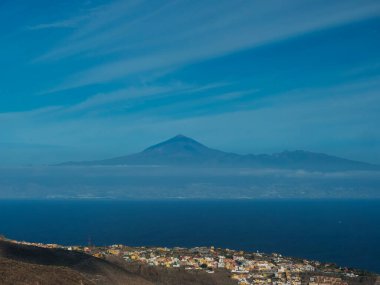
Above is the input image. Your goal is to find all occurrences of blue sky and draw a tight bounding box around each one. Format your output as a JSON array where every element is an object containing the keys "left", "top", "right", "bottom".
[{"left": 0, "top": 0, "right": 380, "bottom": 165}]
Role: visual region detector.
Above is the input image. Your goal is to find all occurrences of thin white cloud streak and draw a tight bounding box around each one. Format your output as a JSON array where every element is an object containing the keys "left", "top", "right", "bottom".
[
  {"left": 64, "top": 86, "right": 177, "bottom": 113},
  {"left": 34, "top": 0, "right": 146, "bottom": 61},
  {"left": 34, "top": 0, "right": 380, "bottom": 92},
  {"left": 0, "top": 81, "right": 233, "bottom": 122},
  {"left": 0, "top": 106, "right": 63, "bottom": 120},
  {"left": 27, "top": 15, "right": 89, "bottom": 30},
  {"left": 67, "top": 84, "right": 257, "bottom": 117}
]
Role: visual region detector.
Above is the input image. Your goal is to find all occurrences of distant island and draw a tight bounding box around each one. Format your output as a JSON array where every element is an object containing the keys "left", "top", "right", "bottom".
[
  {"left": 59, "top": 135, "right": 380, "bottom": 172},
  {"left": 1, "top": 237, "right": 379, "bottom": 285},
  {"left": 1, "top": 135, "right": 380, "bottom": 199}
]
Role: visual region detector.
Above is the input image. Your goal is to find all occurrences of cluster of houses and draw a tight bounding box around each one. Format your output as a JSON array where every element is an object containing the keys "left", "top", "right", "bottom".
[
  {"left": 89, "top": 245, "right": 358, "bottom": 285},
  {"left": 5, "top": 238, "right": 364, "bottom": 285}
]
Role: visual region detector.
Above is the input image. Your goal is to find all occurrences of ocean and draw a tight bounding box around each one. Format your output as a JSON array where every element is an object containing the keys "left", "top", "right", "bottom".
[{"left": 0, "top": 199, "right": 379, "bottom": 273}]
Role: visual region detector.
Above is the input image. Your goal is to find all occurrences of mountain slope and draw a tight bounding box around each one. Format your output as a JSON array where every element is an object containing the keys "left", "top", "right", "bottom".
[
  {"left": 0, "top": 239, "right": 153, "bottom": 285},
  {"left": 0, "top": 239, "right": 237, "bottom": 285},
  {"left": 59, "top": 135, "right": 380, "bottom": 171},
  {"left": 0, "top": 257, "right": 95, "bottom": 285}
]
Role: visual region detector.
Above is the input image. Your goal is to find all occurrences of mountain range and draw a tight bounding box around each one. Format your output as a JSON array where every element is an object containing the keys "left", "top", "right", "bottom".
[{"left": 59, "top": 135, "right": 380, "bottom": 171}]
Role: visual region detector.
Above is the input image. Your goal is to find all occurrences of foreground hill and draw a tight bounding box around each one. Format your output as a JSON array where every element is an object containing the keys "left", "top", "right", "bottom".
[
  {"left": 59, "top": 135, "right": 379, "bottom": 171},
  {"left": 0, "top": 239, "right": 236, "bottom": 285},
  {"left": 1, "top": 238, "right": 379, "bottom": 285},
  {"left": 0, "top": 257, "right": 95, "bottom": 285},
  {"left": 0, "top": 239, "right": 153, "bottom": 285}
]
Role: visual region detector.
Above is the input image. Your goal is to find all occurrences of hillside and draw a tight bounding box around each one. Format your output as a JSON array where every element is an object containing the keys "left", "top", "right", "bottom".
[
  {"left": 0, "top": 239, "right": 236, "bottom": 285},
  {"left": 1, "top": 238, "right": 379, "bottom": 285},
  {"left": 0, "top": 257, "right": 95, "bottom": 285},
  {"left": 0, "top": 239, "right": 153, "bottom": 285}
]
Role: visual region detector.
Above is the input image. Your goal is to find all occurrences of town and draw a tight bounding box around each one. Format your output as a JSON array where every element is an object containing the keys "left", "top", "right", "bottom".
[{"left": 6, "top": 238, "right": 378, "bottom": 285}]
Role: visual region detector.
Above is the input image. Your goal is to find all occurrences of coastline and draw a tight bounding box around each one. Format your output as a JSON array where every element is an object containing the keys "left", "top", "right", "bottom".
[{"left": 1, "top": 237, "right": 379, "bottom": 285}]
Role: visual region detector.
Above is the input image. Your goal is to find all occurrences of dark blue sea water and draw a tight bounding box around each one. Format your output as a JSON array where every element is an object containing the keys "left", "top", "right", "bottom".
[{"left": 0, "top": 200, "right": 379, "bottom": 273}]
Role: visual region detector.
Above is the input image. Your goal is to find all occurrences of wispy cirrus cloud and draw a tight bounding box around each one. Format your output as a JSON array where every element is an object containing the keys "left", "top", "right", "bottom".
[
  {"left": 27, "top": 15, "right": 89, "bottom": 30},
  {"left": 1, "top": 81, "right": 236, "bottom": 120},
  {"left": 63, "top": 85, "right": 183, "bottom": 114},
  {"left": 56, "top": 81, "right": 239, "bottom": 116},
  {"left": 34, "top": 0, "right": 380, "bottom": 92}
]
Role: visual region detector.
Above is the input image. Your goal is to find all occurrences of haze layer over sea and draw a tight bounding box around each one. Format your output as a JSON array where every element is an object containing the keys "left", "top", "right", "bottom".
[{"left": 0, "top": 200, "right": 379, "bottom": 273}]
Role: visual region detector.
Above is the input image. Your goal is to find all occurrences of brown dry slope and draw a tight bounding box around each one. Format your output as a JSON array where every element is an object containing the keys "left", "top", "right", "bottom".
[
  {"left": 0, "top": 240, "right": 237, "bottom": 285},
  {"left": 0, "top": 257, "right": 95, "bottom": 285},
  {"left": 0, "top": 239, "right": 153, "bottom": 285}
]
